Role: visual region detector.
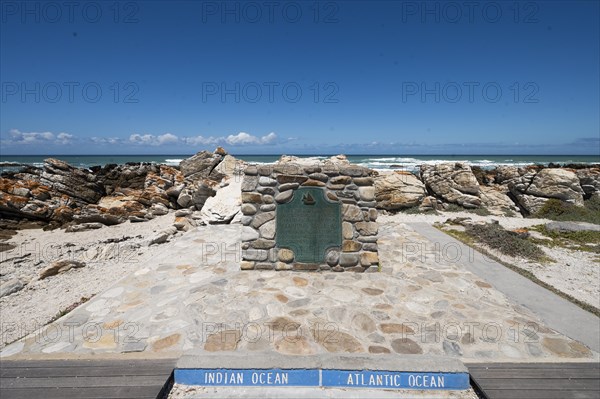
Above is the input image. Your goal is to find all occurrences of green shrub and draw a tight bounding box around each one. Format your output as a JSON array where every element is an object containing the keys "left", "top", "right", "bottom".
[
  {"left": 532, "top": 225, "right": 600, "bottom": 253},
  {"left": 532, "top": 197, "right": 600, "bottom": 224},
  {"left": 471, "top": 207, "right": 492, "bottom": 216},
  {"left": 402, "top": 206, "right": 438, "bottom": 215},
  {"left": 443, "top": 203, "right": 491, "bottom": 215},
  {"left": 465, "top": 223, "right": 547, "bottom": 261},
  {"left": 444, "top": 204, "right": 464, "bottom": 212}
]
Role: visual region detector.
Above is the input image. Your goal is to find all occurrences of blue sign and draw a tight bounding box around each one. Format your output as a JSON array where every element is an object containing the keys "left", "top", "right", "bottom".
[
  {"left": 322, "top": 370, "right": 470, "bottom": 390},
  {"left": 175, "top": 368, "right": 470, "bottom": 390},
  {"left": 175, "top": 368, "right": 320, "bottom": 387}
]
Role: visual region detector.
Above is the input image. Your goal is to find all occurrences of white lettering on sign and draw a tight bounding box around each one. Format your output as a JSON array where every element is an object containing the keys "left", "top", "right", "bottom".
[
  {"left": 408, "top": 374, "right": 445, "bottom": 388},
  {"left": 345, "top": 373, "right": 402, "bottom": 387},
  {"left": 204, "top": 371, "right": 244, "bottom": 385},
  {"left": 250, "top": 372, "right": 289, "bottom": 385}
]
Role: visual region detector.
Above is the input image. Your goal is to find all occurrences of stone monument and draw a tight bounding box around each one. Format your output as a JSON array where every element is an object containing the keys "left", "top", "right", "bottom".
[{"left": 240, "top": 161, "right": 379, "bottom": 272}]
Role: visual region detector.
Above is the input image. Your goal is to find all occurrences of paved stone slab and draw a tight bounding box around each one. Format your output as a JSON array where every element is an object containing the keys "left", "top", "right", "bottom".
[{"left": 2, "top": 222, "right": 597, "bottom": 363}]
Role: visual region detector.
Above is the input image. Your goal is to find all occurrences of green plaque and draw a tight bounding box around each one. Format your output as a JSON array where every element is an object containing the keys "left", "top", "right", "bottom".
[{"left": 276, "top": 187, "right": 342, "bottom": 263}]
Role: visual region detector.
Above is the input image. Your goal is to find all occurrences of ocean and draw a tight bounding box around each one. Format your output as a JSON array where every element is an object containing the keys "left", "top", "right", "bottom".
[{"left": 1, "top": 154, "right": 599, "bottom": 173}]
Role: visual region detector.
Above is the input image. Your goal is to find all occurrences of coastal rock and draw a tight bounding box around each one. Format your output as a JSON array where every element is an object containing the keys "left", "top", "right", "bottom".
[
  {"left": 420, "top": 163, "right": 481, "bottom": 208},
  {"left": 511, "top": 193, "right": 549, "bottom": 215},
  {"left": 96, "top": 163, "right": 183, "bottom": 209},
  {"left": 200, "top": 177, "right": 241, "bottom": 224},
  {"left": 39, "top": 260, "right": 86, "bottom": 279},
  {"left": 179, "top": 148, "right": 226, "bottom": 181},
  {"left": 374, "top": 171, "right": 426, "bottom": 210},
  {"left": 545, "top": 221, "right": 600, "bottom": 232},
  {"left": 479, "top": 186, "right": 521, "bottom": 216},
  {"left": 0, "top": 159, "right": 189, "bottom": 226},
  {"left": 179, "top": 181, "right": 217, "bottom": 211},
  {"left": 65, "top": 222, "right": 104, "bottom": 232},
  {"left": 509, "top": 168, "right": 585, "bottom": 213},
  {"left": 150, "top": 203, "right": 169, "bottom": 216},
  {"left": 96, "top": 163, "right": 156, "bottom": 194},
  {"left": 526, "top": 169, "right": 584, "bottom": 206},
  {"left": 0, "top": 178, "right": 57, "bottom": 220},
  {"left": 166, "top": 184, "right": 185, "bottom": 199},
  {"left": 418, "top": 196, "right": 440, "bottom": 212},
  {"left": 192, "top": 182, "right": 218, "bottom": 210},
  {"left": 576, "top": 168, "right": 600, "bottom": 199},
  {"left": 41, "top": 158, "right": 104, "bottom": 204},
  {"left": 148, "top": 227, "right": 177, "bottom": 245},
  {"left": 1, "top": 151, "right": 243, "bottom": 229},
  {"left": 173, "top": 216, "right": 196, "bottom": 231},
  {"left": 0, "top": 279, "right": 25, "bottom": 298},
  {"left": 72, "top": 205, "right": 126, "bottom": 226},
  {"left": 494, "top": 166, "right": 521, "bottom": 184},
  {"left": 177, "top": 189, "right": 193, "bottom": 208}
]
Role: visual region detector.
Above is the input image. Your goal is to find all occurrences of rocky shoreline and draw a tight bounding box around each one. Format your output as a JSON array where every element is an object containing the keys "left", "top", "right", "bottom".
[{"left": 1, "top": 148, "right": 598, "bottom": 231}]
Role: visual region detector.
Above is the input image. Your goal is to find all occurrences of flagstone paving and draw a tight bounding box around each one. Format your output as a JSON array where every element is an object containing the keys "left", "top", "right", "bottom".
[{"left": 2, "top": 219, "right": 598, "bottom": 362}]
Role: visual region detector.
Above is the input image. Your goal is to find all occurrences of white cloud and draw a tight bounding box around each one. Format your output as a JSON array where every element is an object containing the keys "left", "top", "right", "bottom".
[
  {"left": 225, "top": 132, "right": 278, "bottom": 145},
  {"left": 157, "top": 133, "right": 179, "bottom": 145},
  {"left": 133, "top": 131, "right": 279, "bottom": 147},
  {"left": 129, "top": 134, "right": 155, "bottom": 145},
  {"left": 128, "top": 132, "right": 180, "bottom": 146},
  {"left": 182, "top": 136, "right": 221, "bottom": 146},
  {"left": 56, "top": 132, "right": 74, "bottom": 144},
  {"left": 91, "top": 137, "right": 122, "bottom": 145},
  {"left": 4, "top": 129, "right": 76, "bottom": 145},
  {"left": 260, "top": 132, "right": 278, "bottom": 144},
  {"left": 3, "top": 129, "right": 279, "bottom": 148}
]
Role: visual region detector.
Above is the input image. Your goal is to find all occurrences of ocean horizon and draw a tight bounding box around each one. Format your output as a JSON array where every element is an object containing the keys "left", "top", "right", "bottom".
[{"left": 1, "top": 154, "right": 599, "bottom": 173}]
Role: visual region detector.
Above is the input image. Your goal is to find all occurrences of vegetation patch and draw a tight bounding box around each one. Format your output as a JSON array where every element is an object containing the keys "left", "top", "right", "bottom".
[
  {"left": 502, "top": 208, "right": 517, "bottom": 217},
  {"left": 464, "top": 222, "right": 548, "bottom": 261},
  {"left": 402, "top": 206, "right": 438, "bottom": 215},
  {"left": 443, "top": 203, "right": 492, "bottom": 216},
  {"left": 530, "top": 225, "right": 600, "bottom": 253},
  {"left": 532, "top": 197, "right": 600, "bottom": 225},
  {"left": 469, "top": 207, "right": 492, "bottom": 216}
]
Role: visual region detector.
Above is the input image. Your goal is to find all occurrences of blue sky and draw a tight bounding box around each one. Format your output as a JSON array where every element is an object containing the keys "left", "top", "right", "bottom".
[{"left": 1, "top": 0, "right": 599, "bottom": 155}]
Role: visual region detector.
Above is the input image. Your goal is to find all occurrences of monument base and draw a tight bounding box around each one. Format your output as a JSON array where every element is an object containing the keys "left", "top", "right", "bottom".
[{"left": 175, "top": 353, "right": 470, "bottom": 396}]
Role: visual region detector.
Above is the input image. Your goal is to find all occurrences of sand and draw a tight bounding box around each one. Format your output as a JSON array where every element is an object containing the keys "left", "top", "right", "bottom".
[{"left": 0, "top": 213, "right": 177, "bottom": 347}]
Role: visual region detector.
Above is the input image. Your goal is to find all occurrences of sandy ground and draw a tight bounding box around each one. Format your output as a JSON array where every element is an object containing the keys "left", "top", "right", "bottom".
[{"left": 0, "top": 214, "right": 177, "bottom": 348}]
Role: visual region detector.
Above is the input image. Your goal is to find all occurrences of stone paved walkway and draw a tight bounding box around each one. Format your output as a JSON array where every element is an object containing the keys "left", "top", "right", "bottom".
[{"left": 1, "top": 218, "right": 598, "bottom": 361}]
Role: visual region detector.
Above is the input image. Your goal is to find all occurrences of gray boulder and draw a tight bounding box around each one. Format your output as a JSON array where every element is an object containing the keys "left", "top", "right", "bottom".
[
  {"left": 546, "top": 221, "right": 600, "bottom": 232},
  {"left": 40, "top": 158, "right": 104, "bottom": 204},
  {"left": 508, "top": 168, "right": 585, "bottom": 214},
  {"left": 200, "top": 177, "right": 241, "bottom": 224},
  {"left": 39, "top": 260, "right": 86, "bottom": 279},
  {"left": 374, "top": 171, "right": 426, "bottom": 210},
  {"left": 0, "top": 279, "right": 24, "bottom": 298},
  {"left": 526, "top": 169, "right": 584, "bottom": 206},
  {"left": 420, "top": 163, "right": 481, "bottom": 208},
  {"left": 180, "top": 148, "right": 226, "bottom": 181},
  {"left": 576, "top": 168, "right": 600, "bottom": 199}
]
